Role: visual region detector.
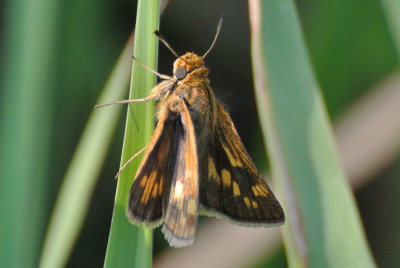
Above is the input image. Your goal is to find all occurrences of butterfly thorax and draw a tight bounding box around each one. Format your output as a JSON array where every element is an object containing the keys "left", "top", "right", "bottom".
[{"left": 154, "top": 53, "right": 214, "bottom": 124}]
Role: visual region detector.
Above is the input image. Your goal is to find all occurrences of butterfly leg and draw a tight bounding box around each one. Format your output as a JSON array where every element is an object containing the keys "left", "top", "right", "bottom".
[
  {"left": 95, "top": 80, "right": 176, "bottom": 108},
  {"left": 95, "top": 91, "right": 162, "bottom": 108},
  {"left": 114, "top": 146, "right": 147, "bottom": 179}
]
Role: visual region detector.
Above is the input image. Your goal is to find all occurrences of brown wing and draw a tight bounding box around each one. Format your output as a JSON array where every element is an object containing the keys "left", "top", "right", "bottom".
[
  {"left": 200, "top": 101, "right": 285, "bottom": 227},
  {"left": 162, "top": 100, "right": 199, "bottom": 248},
  {"left": 126, "top": 111, "right": 172, "bottom": 227}
]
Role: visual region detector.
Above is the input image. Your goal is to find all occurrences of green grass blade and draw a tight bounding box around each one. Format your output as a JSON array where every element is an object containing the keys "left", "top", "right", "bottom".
[
  {"left": 381, "top": 0, "right": 400, "bottom": 59},
  {"left": 104, "top": 1, "right": 160, "bottom": 267},
  {"left": 38, "top": 36, "right": 133, "bottom": 268},
  {"left": 249, "top": 0, "right": 376, "bottom": 267},
  {"left": 0, "top": 0, "right": 57, "bottom": 267}
]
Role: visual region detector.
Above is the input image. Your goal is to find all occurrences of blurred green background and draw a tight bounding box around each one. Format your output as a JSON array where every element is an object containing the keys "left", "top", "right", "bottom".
[{"left": 1, "top": 0, "right": 399, "bottom": 267}]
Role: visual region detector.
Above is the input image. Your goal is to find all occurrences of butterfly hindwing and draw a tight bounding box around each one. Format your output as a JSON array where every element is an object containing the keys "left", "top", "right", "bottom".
[
  {"left": 126, "top": 111, "right": 172, "bottom": 227},
  {"left": 200, "top": 101, "right": 285, "bottom": 226}
]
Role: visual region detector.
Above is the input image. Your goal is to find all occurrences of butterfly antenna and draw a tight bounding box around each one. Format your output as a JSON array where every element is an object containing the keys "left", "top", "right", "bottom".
[
  {"left": 203, "top": 13, "right": 226, "bottom": 58},
  {"left": 132, "top": 55, "right": 172, "bottom": 80},
  {"left": 154, "top": 30, "right": 181, "bottom": 59}
]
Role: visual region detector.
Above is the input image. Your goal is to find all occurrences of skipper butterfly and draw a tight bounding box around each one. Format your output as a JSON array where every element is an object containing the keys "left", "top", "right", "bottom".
[{"left": 97, "top": 14, "right": 285, "bottom": 248}]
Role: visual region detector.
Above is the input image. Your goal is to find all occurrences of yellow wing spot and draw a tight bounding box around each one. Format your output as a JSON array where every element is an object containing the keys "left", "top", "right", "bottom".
[
  {"left": 243, "top": 197, "right": 251, "bottom": 207},
  {"left": 180, "top": 216, "right": 186, "bottom": 227},
  {"left": 151, "top": 182, "right": 159, "bottom": 198},
  {"left": 253, "top": 185, "right": 267, "bottom": 197},
  {"left": 226, "top": 137, "right": 254, "bottom": 168},
  {"left": 231, "top": 145, "right": 243, "bottom": 166},
  {"left": 159, "top": 175, "right": 164, "bottom": 195},
  {"left": 139, "top": 175, "right": 148, "bottom": 187},
  {"left": 178, "top": 197, "right": 184, "bottom": 210},
  {"left": 232, "top": 181, "right": 241, "bottom": 197},
  {"left": 149, "top": 171, "right": 157, "bottom": 182},
  {"left": 222, "top": 144, "right": 243, "bottom": 167},
  {"left": 140, "top": 171, "right": 157, "bottom": 204},
  {"left": 208, "top": 157, "right": 221, "bottom": 184},
  {"left": 174, "top": 181, "right": 184, "bottom": 197},
  {"left": 221, "top": 169, "right": 231, "bottom": 187},
  {"left": 187, "top": 199, "right": 197, "bottom": 215},
  {"left": 259, "top": 184, "right": 270, "bottom": 195},
  {"left": 252, "top": 186, "right": 259, "bottom": 196},
  {"left": 252, "top": 201, "right": 258, "bottom": 208}
]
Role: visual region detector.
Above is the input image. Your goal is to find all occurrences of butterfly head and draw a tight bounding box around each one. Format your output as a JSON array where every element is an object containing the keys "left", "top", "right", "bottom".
[{"left": 173, "top": 52, "right": 209, "bottom": 81}]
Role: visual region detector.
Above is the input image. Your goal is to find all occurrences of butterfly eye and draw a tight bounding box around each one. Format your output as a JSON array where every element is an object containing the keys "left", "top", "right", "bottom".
[{"left": 175, "top": 67, "right": 187, "bottom": 80}]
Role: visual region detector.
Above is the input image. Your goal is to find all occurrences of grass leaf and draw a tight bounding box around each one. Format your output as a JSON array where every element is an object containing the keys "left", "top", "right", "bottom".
[
  {"left": 0, "top": 0, "right": 57, "bottom": 266},
  {"left": 249, "top": 0, "right": 376, "bottom": 266},
  {"left": 381, "top": 0, "right": 400, "bottom": 59},
  {"left": 38, "top": 36, "right": 133, "bottom": 268},
  {"left": 104, "top": 1, "right": 160, "bottom": 267}
]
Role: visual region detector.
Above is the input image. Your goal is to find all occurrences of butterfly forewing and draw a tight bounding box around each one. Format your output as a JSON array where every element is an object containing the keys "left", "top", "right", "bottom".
[
  {"left": 126, "top": 111, "right": 172, "bottom": 227},
  {"left": 162, "top": 100, "right": 199, "bottom": 247},
  {"left": 200, "top": 101, "right": 285, "bottom": 226}
]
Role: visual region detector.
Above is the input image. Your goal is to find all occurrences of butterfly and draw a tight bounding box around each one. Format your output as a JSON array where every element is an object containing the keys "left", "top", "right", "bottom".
[{"left": 98, "top": 14, "right": 285, "bottom": 248}]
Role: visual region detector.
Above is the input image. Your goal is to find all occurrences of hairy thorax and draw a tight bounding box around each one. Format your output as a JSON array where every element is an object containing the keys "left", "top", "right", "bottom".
[{"left": 156, "top": 52, "right": 217, "bottom": 130}]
